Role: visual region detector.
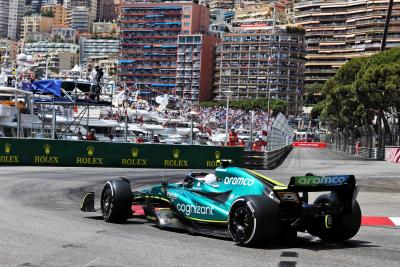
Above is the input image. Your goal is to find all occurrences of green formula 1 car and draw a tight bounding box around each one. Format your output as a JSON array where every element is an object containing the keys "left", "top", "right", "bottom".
[{"left": 81, "top": 162, "right": 361, "bottom": 246}]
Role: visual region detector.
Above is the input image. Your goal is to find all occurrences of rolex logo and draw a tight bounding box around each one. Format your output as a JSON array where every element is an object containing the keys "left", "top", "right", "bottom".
[
  {"left": 131, "top": 147, "right": 139, "bottom": 158},
  {"left": 4, "top": 143, "right": 11, "bottom": 154},
  {"left": 87, "top": 146, "right": 95, "bottom": 157},
  {"left": 44, "top": 144, "right": 51, "bottom": 155},
  {"left": 173, "top": 149, "right": 180, "bottom": 159},
  {"left": 214, "top": 150, "right": 221, "bottom": 160}
]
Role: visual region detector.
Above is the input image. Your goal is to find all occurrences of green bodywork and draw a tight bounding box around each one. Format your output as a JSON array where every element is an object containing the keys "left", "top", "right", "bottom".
[{"left": 133, "top": 167, "right": 287, "bottom": 223}]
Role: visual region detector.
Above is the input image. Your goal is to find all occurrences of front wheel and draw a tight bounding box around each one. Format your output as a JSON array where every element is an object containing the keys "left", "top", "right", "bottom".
[
  {"left": 228, "top": 195, "right": 280, "bottom": 246},
  {"left": 101, "top": 179, "right": 132, "bottom": 223}
]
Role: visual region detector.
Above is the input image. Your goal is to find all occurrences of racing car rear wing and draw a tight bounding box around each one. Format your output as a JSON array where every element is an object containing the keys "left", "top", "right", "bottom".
[{"left": 288, "top": 175, "right": 356, "bottom": 192}]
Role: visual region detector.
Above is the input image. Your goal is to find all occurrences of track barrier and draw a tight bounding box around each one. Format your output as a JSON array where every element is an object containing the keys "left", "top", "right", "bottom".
[
  {"left": 0, "top": 138, "right": 243, "bottom": 169},
  {"left": 243, "top": 145, "right": 292, "bottom": 170}
]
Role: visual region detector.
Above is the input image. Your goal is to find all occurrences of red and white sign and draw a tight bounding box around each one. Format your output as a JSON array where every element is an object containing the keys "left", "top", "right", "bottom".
[
  {"left": 292, "top": 142, "right": 328, "bottom": 148},
  {"left": 385, "top": 147, "right": 400, "bottom": 163}
]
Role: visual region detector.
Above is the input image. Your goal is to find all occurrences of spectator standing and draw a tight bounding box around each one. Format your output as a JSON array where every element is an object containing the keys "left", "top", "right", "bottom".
[{"left": 86, "top": 129, "right": 97, "bottom": 141}]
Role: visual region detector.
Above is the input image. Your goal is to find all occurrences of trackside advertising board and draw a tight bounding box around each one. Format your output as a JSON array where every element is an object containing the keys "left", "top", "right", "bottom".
[
  {"left": 0, "top": 138, "right": 243, "bottom": 169},
  {"left": 292, "top": 142, "right": 328, "bottom": 148}
]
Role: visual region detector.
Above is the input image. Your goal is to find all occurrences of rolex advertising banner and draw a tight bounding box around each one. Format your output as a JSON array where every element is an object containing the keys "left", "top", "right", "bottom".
[{"left": 0, "top": 138, "right": 243, "bottom": 169}]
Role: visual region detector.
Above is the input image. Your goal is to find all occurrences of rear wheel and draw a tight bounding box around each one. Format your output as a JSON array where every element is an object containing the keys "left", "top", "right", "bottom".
[
  {"left": 228, "top": 195, "right": 280, "bottom": 246},
  {"left": 101, "top": 179, "right": 132, "bottom": 223},
  {"left": 307, "top": 194, "right": 361, "bottom": 242}
]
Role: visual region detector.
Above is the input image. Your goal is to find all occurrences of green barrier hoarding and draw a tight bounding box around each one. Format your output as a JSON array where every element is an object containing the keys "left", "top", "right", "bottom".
[{"left": 0, "top": 138, "right": 243, "bottom": 169}]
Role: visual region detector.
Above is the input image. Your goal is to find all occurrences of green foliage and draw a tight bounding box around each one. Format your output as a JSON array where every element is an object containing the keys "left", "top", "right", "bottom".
[
  {"left": 41, "top": 10, "right": 54, "bottom": 17},
  {"left": 199, "top": 98, "right": 287, "bottom": 114},
  {"left": 304, "top": 83, "right": 324, "bottom": 106},
  {"left": 321, "top": 47, "right": 400, "bottom": 138}
]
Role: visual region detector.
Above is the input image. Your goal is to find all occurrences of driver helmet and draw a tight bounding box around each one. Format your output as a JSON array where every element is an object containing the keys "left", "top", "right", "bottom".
[{"left": 203, "top": 173, "right": 218, "bottom": 184}]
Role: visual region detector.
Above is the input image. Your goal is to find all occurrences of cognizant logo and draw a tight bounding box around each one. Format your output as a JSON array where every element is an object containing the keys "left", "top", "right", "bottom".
[
  {"left": 224, "top": 177, "right": 255, "bottom": 186},
  {"left": 176, "top": 203, "right": 214, "bottom": 216},
  {"left": 296, "top": 176, "right": 348, "bottom": 186}
]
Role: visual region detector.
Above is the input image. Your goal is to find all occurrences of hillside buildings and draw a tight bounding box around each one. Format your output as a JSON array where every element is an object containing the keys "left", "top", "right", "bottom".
[
  {"left": 214, "top": 26, "right": 305, "bottom": 113},
  {"left": 118, "top": 2, "right": 210, "bottom": 101},
  {"left": 295, "top": 0, "right": 400, "bottom": 84},
  {"left": 176, "top": 34, "right": 220, "bottom": 103},
  {"left": 0, "top": 0, "right": 25, "bottom": 40}
]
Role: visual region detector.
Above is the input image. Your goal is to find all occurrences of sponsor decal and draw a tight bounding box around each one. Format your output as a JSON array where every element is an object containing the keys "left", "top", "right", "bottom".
[
  {"left": 0, "top": 143, "right": 19, "bottom": 163},
  {"left": 277, "top": 192, "right": 299, "bottom": 203},
  {"left": 167, "top": 192, "right": 178, "bottom": 201},
  {"left": 295, "top": 176, "right": 348, "bottom": 186},
  {"left": 121, "top": 147, "right": 148, "bottom": 166},
  {"left": 76, "top": 146, "right": 104, "bottom": 165},
  {"left": 206, "top": 150, "right": 221, "bottom": 168},
  {"left": 224, "top": 176, "right": 255, "bottom": 186},
  {"left": 34, "top": 144, "right": 60, "bottom": 164},
  {"left": 176, "top": 203, "right": 214, "bottom": 216},
  {"left": 163, "top": 149, "right": 188, "bottom": 167}
]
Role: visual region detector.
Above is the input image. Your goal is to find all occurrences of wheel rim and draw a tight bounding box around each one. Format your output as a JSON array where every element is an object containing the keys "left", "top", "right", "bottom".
[
  {"left": 230, "top": 206, "right": 254, "bottom": 242},
  {"left": 101, "top": 187, "right": 112, "bottom": 217}
]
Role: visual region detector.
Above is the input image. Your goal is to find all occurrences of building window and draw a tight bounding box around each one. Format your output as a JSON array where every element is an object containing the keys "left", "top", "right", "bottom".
[
  {"left": 184, "top": 22, "right": 190, "bottom": 26},
  {"left": 184, "top": 15, "right": 190, "bottom": 18},
  {"left": 183, "top": 30, "right": 189, "bottom": 34}
]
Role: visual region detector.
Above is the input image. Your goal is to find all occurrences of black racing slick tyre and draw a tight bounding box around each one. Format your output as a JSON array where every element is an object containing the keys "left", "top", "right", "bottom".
[
  {"left": 228, "top": 195, "right": 280, "bottom": 246},
  {"left": 101, "top": 178, "right": 132, "bottom": 223},
  {"left": 307, "top": 194, "right": 361, "bottom": 242}
]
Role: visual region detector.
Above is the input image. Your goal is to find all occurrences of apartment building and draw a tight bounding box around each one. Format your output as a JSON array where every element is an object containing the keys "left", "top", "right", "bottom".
[
  {"left": 295, "top": 0, "right": 400, "bottom": 84},
  {"left": 79, "top": 38, "right": 119, "bottom": 66},
  {"left": 22, "top": 15, "right": 55, "bottom": 40},
  {"left": 119, "top": 2, "right": 209, "bottom": 95},
  {"left": 176, "top": 34, "right": 220, "bottom": 103},
  {"left": 24, "top": 41, "right": 79, "bottom": 55},
  {"left": 70, "top": 6, "right": 91, "bottom": 32},
  {"left": 0, "top": 0, "right": 25, "bottom": 40},
  {"left": 215, "top": 27, "right": 305, "bottom": 113},
  {"left": 41, "top": 4, "right": 68, "bottom": 27}
]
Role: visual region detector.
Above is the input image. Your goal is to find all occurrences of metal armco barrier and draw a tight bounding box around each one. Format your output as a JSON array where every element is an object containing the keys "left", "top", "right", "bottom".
[
  {"left": 243, "top": 145, "right": 292, "bottom": 170},
  {"left": 329, "top": 144, "right": 385, "bottom": 161},
  {"left": 0, "top": 138, "right": 243, "bottom": 169}
]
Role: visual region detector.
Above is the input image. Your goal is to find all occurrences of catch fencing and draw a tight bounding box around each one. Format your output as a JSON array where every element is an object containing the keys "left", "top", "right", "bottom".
[
  {"left": 328, "top": 126, "right": 385, "bottom": 160},
  {"left": 267, "top": 113, "right": 294, "bottom": 151},
  {"left": 243, "top": 113, "right": 294, "bottom": 169}
]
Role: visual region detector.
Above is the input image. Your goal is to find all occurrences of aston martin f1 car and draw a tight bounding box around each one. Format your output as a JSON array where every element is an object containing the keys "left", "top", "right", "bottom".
[{"left": 81, "top": 163, "right": 361, "bottom": 246}]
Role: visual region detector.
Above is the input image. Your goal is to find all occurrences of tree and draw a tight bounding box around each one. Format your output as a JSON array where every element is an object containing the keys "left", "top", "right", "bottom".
[{"left": 320, "top": 47, "right": 400, "bottom": 146}]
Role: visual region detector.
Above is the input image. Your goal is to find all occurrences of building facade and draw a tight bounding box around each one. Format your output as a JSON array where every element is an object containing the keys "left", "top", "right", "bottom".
[
  {"left": 41, "top": 4, "right": 68, "bottom": 27},
  {"left": 22, "top": 15, "right": 55, "bottom": 40},
  {"left": 96, "top": 0, "right": 118, "bottom": 21},
  {"left": 118, "top": 2, "right": 210, "bottom": 94},
  {"left": 295, "top": 0, "right": 400, "bottom": 84},
  {"left": 24, "top": 41, "right": 79, "bottom": 55},
  {"left": 215, "top": 27, "right": 305, "bottom": 113},
  {"left": 0, "top": 0, "right": 25, "bottom": 40},
  {"left": 69, "top": 6, "right": 90, "bottom": 32},
  {"left": 176, "top": 34, "right": 220, "bottom": 103},
  {"left": 79, "top": 37, "right": 119, "bottom": 66}
]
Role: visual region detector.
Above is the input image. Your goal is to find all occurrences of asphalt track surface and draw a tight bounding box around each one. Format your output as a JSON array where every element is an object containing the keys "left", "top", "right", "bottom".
[{"left": 1, "top": 148, "right": 400, "bottom": 267}]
